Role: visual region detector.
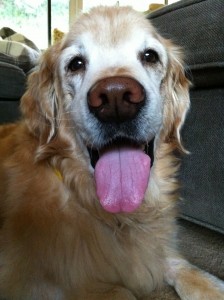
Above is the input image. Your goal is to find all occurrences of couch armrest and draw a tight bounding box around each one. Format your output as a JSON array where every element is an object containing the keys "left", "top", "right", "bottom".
[{"left": 0, "top": 61, "right": 26, "bottom": 99}]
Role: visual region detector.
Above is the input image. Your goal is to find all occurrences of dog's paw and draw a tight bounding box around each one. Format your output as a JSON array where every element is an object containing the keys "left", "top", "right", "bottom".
[{"left": 166, "top": 258, "right": 224, "bottom": 300}]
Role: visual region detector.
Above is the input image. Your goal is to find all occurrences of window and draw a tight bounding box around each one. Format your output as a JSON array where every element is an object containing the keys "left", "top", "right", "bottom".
[{"left": 0, "top": 0, "right": 69, "bottom": 49}]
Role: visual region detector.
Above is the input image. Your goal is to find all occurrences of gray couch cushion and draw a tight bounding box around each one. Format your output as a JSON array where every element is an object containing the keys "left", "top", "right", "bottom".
[
  {"left": 148, "top": 0, "right": 224, "bottom": 234},
  {"left": 0, "top": 100, "right": 21, "bottom": 124},
  {"left": 0, "top": 62, "right": 26, "bottom": 99},
  {"left": 180, "top": 88, "right": 224, "bottom": 234},
  {"left": 148, "top": 0, "right": 224, "bottom": 87}
]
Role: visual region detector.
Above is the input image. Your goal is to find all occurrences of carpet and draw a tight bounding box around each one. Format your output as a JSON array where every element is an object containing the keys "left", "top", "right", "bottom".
[{"left": 144, "top": 219, "right": 224, "bottom": 299}]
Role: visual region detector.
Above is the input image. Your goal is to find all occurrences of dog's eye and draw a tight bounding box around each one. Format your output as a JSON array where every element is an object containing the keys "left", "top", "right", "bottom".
[
  {"left": 142, "top": 49, "right": 159, "bottom": 64},
  {"left": 68, "top": 56, "right": 85, "bottom": 72}
]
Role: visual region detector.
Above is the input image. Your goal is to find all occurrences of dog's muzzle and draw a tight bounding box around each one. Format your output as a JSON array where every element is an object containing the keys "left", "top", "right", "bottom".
[
  {"left": 86, "top": 77, "right": 154, "bottom": 214},
  {"left": 87, "top": 76, "right": 145, "bottom": 123}
]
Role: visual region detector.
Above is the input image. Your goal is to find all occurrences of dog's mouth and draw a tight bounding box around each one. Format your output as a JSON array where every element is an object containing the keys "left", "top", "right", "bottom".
[{"left": 88, "top": 138, "right": 154, "bottom": 214}]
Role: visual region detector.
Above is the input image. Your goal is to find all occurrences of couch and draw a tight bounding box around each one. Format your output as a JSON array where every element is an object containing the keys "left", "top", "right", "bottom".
[
  {"left": 0, "top": 0, "right": 223, "bottom": 235},
  {"left": 148, "top": 0, "right": 224, "bottom": 235},
  {"left": 0, "top": 62, "right": 24, "bottom": 123},
  {"left": 0, "top": 27, "right": 39, "bottom": 123}
]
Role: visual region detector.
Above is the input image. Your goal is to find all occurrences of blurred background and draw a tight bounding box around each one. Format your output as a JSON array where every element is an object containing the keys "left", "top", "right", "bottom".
[{"left": 0, "top": 0, "right": 180, "bottom": 49}]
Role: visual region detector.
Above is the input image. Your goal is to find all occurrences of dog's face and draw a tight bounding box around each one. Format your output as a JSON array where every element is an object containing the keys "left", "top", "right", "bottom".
[
  {"left": 59, "top": 7, "right": 169, "bottom": 149},
  {"left": 21, "top": 6, "right": 190, "bottom": 213}
]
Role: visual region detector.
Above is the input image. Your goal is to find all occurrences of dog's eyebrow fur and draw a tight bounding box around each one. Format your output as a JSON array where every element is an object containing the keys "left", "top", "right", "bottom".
[{"left": 63, "top": 6, "right": 157, "bottom": 50}]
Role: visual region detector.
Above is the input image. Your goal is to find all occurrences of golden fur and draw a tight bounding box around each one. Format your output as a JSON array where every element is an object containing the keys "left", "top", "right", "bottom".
[{"left": 0, "top": 6, "right": 223, "bottom": 300}]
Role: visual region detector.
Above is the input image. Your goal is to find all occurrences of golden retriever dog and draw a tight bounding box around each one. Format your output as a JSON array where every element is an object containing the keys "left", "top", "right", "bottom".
[{"left": 0, "top": 6, "right": 223, "bottom": 300}]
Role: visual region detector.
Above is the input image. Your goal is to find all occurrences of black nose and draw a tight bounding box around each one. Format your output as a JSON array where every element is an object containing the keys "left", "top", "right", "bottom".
[{"left": 87, "top": 76, "right": 145, "bottom": 123}]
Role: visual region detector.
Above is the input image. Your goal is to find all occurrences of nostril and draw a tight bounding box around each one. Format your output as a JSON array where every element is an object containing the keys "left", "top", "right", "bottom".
[
  {"left": 125, "top": 86, "right": 145, "bottom": 104},
  {"left": 123, "top": 91, "right": 132, "bottom": 102},
  {"left": 88, "top": 91, "right": 106, "bottom": 108},
  {"left": 100, "top": 93, "right": 108, "bottom": 106}
]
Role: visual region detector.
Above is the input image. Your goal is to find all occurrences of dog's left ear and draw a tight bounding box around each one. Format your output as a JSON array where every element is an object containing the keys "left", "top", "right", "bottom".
[
  {"left": 21, "top": 43, "right": 62, "bottom": 145},
  {"left": 161, "top": 40, "right": 191, "bottom": 152}
]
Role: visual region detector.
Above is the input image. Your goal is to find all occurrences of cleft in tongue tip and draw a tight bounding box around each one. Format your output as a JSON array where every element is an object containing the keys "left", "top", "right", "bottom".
[{"left": 94, "top": 146, "right": 151, "bottom": 213}]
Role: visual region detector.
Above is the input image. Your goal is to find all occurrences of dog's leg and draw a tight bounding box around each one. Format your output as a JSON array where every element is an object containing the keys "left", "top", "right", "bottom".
[
  {"left": 76, "top": 285, "right": 137, "bottom": 300},
  {"left": 165, "top": 257, "right": 224, "bottom": 300}
]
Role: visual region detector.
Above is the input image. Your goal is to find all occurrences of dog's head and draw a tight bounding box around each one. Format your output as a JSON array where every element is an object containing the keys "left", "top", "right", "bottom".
[{"left": 21, "top": 6, "right": 190, "bottom": 214}]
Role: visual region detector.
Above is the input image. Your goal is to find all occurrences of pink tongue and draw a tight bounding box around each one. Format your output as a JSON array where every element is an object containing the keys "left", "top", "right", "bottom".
[{"left": 94, "top": 146, "right": 151, "bottom": 213}]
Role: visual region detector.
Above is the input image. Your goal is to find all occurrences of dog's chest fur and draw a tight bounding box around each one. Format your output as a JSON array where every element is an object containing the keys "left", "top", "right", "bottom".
[{"left": 38, "top": 174, "right": 175, "bottom": 296}]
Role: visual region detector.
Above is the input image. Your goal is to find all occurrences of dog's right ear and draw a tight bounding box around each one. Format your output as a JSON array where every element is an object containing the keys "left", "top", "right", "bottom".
[
  {"left": 160, "top": 39, "right": 190, "bottom": 153},
  {"left": 21, "top": 43, "right": 61, "bottom": 145}
]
